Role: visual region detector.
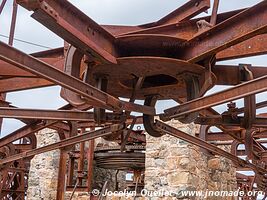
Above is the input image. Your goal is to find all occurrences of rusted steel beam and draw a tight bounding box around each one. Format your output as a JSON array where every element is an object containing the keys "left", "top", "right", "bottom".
[
  {"left": 210, "top": 0, "right": 219, "bottom": 26},
  {"left": 180, "top": 1, "right": 267, "bottom": 62},
  {"left": 87, "top": 127, "right": 95, "bottom": 193},
  {"left": 0, "top": 107, "right": 125, "bottom": 122},
  {"left": 217, "top": 34, "right": 267, "bottom": 61},
  {"left": 14, "top": 144, "right": 32, "bottom": 151},
  {"left": 0, "top": 42, "right": 155, "bottom": 115},
  {"left": 0, "top": 124, "right": 124, "bottom": 165},
  {"left": 213, "top": 65, "right": 267, "bottom": 85},
  {"left": 155, "top": 120, "right": 266, "bottom": 173},
  {"left": 8, "top": 0, "right": 18, "bottom": 46},
  {"left": 56, "top": 150, "right": 68, "bottom": 200},
  {"left": 148, "top": 0, "right": 210, "bottom": 27},
  {"left": 102, "top": 25, "right": 143, "bottom": 36},
  {"left": 0, "top": 0, "right": 7, "bottom": 15},
  {"left": 195, "top": 115, "right": 267, "bottom": 128},
  {"left": 31, "top": 47, "right": 64, "bottom": 58},
  {"left": 162, "top": 73, "right": 267, "bottom": 120},
  {"left": 0, "top": 57, "right": 64, "bottom": 77},
  {"left": 0, "top": 121, "right": 57, "bottom": 148},
  {"left": 120, "top": 8, "right": 243, "bottom": 39},
  {"left": 200, "top": 132, "right": 234, "bottom": 141},
  {"left": 0, "top": 108, "right": 95, "bottom": 121},
  {"left": 17, "top": 0, "right": 117, "bottom": 64},
  {"left": 0, "top": 78, "right": 54, "bottom": 93}
]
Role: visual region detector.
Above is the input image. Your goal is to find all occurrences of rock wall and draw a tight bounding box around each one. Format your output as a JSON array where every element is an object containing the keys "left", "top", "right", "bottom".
[
  {"left": 27, "top": 128, "right": 60, "bottom": 200},
  {"left": 145, "top": 120, "right": 237, "bottom": 200},
  {"left": 26, "top": 121, "right": 237, "bottom": 200}
]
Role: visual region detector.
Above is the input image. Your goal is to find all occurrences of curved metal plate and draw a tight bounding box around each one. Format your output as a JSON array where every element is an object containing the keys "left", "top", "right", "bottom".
[
  {"left": 87, "top": 56, "right": 205, "bottom": 99},
  {"left": 117, "top": 34, "right": 186, "bottom": 49}
]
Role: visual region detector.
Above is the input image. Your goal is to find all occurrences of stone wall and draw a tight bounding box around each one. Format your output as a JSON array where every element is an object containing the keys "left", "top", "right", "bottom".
[
  {"left": 27, "top": 128, "right": 60, "bottom": 200},
  {"left": 26, "top": 121, "right": 237, "bottom": 200},
  {"left": 145, "top": 119, "right": 237, "bottom": 200}
]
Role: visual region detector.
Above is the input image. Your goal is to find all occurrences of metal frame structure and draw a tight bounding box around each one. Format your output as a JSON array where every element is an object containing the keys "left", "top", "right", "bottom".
[{"left": 0, "top": 0, "right": 267, "bottom": 199}]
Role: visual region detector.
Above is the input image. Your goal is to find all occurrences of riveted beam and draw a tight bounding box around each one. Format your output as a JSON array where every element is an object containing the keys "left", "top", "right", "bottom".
[
  {"left": 162, "top": 73, "right": 267, "bottom": 120},
  {"left": 17, "top": 0, "right": 117, "bottom": 64},
  {"left": 0, "top": 42, "right": 155, "bottom": 115},
  {"left": 180, "top": 1, "right": 267, "bottom": 62}
]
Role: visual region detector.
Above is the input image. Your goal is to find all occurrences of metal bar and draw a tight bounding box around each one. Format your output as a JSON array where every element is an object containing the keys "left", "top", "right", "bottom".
[
  {"left": 213, "top": 65, "right": 267, "bottom": 85},
  {"left": 77, "top": 129, "right": 85, "bottom": 186},
  {"left": 195, "top": 115, "right": 267, "bottom": 128},
  {"left": 17, "top": 0, "right": 117, "bottom": 64},
  {"left": 87, "top": 127, "right": 95, "bottom": 193},
  {"left": 0, "top": 107, "right": 126, "bottom": 122},
  {"left": 217, "top": 34, "right": 267, "bottom": 61},
  {"left": 121, "top": 9, "right": 244, "bottom": 38},
  {"left": 120, "top": 118, "right": 137, "bottom": 151},
  {"left": 210, "top": 0, "right": 219, "bottom": 26},
  {"left": 121, "top": 9, "right": 244, "bottom": 40},
  {"left": 0, "top": 0, "right": 7, "bottom": 15},
  {"left": 0, "top": 41, "right": 155, "bottom": 115},
  {"left": 0, "top": 121, "right": 57, "bottom": 148},
  {"left": 0, "top": 107, "right": 95, "bottom": 121},
  {"left": 155, "top": 120, "right": 266, "bottom": 173},
  {"left": 155, "top": 0, "right": 210, "bottom": 26},
  {"left": 0, "top": 124, "right": 124, "bottom": 165},
  {"left": 162, "top": 73, "right": 267, "bottom": 120},
  {"left": 69, "top": 180, "right": 79, "bottom": 200},
  {"left": 0, "top": 77, "right": 54, "bottom": 93},
  {"left": 181, "top": 1, "right": 267, "bottom": 62},
  {"left": 8, "top": 0, "right": 18, "bottom": 46},
  {"left": 0, "top": 57, "right": 64, "bottom": 77},
  {"left": 56, "top": 150, "right": 68, "bottom": 200}
]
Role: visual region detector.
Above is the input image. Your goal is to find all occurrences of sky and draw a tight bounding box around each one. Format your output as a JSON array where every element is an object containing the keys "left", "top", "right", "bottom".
[{"left": 0, "top": 0, "right": 266, "bottom": 137}]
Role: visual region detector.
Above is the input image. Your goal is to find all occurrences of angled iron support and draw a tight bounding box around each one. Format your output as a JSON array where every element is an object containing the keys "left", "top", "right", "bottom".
[
  {"left": 180, "top": 1, "right": 267, "bottom": 62},
  {"left": 0, "top": 41, "right": 155, "bottom": 115},
  {"left": 162, "top": 73, "right": 267, "bottom": 120},
  {"left": 0, "top": 124, "right": 124, "bottom": 165},
  {"left": 17, "top": 0, "right": 117, "bottom": 64},
  {"left": 147, "top": 0, "right": 210, "bottom": 27},
  {"left": 155, "top": 120, "right": 266, "bottom": 174}
]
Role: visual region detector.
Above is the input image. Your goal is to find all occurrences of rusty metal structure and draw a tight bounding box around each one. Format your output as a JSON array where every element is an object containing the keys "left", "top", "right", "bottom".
[{"left": 0, "top": 0, "right": 267, "bottom": 199}]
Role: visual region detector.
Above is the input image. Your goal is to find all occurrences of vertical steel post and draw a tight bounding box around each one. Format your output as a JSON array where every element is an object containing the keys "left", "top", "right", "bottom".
[{"left": 87, "top": 126, "right": 95, "bottom": 192}]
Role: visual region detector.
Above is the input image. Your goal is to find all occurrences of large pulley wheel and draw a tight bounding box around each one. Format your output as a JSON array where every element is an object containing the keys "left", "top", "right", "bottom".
[
  {"left": 143, "top": 95, "right": 163, "bottom": 137},
  {"left": 178, "top": 75, "right": 200, "bottom": 123},
  {"left": 60, "top": 46, "right": 87, "bottom": 107}
]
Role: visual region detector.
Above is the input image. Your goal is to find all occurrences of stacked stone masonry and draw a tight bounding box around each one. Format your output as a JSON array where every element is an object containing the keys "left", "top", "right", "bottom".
[
  {"left": 145, "top": 120, "right": 237, "bottom": 200},
  {"left": 27, "top": 128, "right": 60, "bottom": 200}
]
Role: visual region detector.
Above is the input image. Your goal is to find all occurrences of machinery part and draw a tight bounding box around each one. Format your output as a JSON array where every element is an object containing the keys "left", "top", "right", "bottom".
[
  {"left": 95, "top": 145, "right": 145, "bottom": 152},
  {"left": 60, "top": 46, "right": 87, "bottom": 107},
  {"left": 94, "top": 152, "right": 145, "bottom": 171},
  {"left": 94, "top": 75, "right": 108, "bottom": 125},
  {"left": 143, "top": 95, "right": 163, "bottom": 137},
  {"left": 178, "top": 74, "right": 200, "bottom": 123}
]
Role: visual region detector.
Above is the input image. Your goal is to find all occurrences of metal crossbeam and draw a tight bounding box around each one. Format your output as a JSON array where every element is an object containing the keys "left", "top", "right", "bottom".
[
  {"left": 155, "top": 120, "right": 266, "bottom": 174},
  {"left": 152, "top": 0, "right": 210, "bottom": 26},
  {"left": 17, "top": 0, "right": 117, "bottom": 64},
  {"left": 181, "top": 1, "right": 267, "bottom": 62},
  {"left": 162, "top": 73, "right": 267, "bottom": 120},
  {"left": 0, "top": 41, "right": 155, "bottom": 115},
  {"left": 0, "top": 124, "right": 124, "bottom": 165}
]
